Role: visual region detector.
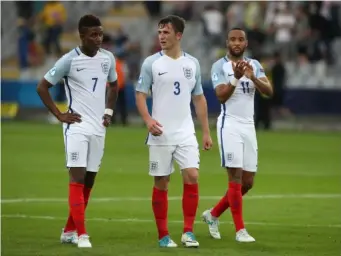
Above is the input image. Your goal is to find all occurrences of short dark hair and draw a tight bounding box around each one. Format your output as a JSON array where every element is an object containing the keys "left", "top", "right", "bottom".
[
  {"left": 78, "top": 14, "right": 101, "bottom": 34},
  {"left": 227, "top": 27, "right": 247, "bottom": 39},
  {"left": 158, "top": 15, "right": 185, "bottom": 34}
]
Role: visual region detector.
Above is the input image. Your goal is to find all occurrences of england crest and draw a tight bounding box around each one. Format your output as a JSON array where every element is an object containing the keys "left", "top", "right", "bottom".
[
  {"left": 227, "top": 152, "right": 234, "bottom": 162},
  {"left": 101, "top": 61, "right": 109, "bottom": 75},
  {"left": 183, "top": 67, "right": 193, "bottom": 79},
  {"left": 70, "top": 152, "right": 79, "bottom": 162}
]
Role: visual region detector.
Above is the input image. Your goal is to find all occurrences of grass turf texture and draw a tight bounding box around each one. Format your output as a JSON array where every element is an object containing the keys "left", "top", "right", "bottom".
[{"left": 2, "top": 122, "right": 341, "bottom": 256}]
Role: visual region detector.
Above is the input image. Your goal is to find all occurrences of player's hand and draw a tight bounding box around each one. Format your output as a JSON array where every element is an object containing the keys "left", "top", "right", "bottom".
[
  {"left": 57, "top": 112, "right": 81, "bottom": 124},
  {"left": 232, "top": 60, "right": 246, "bottom": 79},
  {"left": 146, "top": 119, "right": 163, "bottom": 136},
  {"left": 102, "top": 114, "right": 112, "bottom": 127},
  {"left": 243, "top": 61, "right": 255, "bottom": 80},
  {"left": 202, "top": 133, "right": 213, "bottom": 150}
]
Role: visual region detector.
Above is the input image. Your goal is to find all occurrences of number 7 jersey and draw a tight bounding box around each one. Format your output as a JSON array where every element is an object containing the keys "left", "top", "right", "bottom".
[
  {"left": 136, "top": 51, "right": 203, "bottom": 145},
  {"left": 44, "top": 47, "right": 117, "bottom": 136},
  {"left": 211, "top": 56, "right": 266, "bottom": 124}
]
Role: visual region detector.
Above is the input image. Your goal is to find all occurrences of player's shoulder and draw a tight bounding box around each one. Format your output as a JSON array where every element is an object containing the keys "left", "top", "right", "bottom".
[
  {"left": 245, "top": 57, "right": 261, "bottom": 66},
  {"left": 145, "top": 52, "right": 163, "bottom": 63},
  {"left": 142, "top": 52, "right": 163, "bottom": 68},
  {"left": 183, "top": 52, "right": 200, "bottom": 66},
  {"left": 212, "top": 56, "right": 229, "bottom": 70},
  {"left": 58, "top": 47, "right": 80, "bottom": 63}
]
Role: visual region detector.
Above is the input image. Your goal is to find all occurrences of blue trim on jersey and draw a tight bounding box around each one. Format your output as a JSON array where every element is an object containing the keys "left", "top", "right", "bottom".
[
  {"left": 74, "top": 47, "right": 80, "bottom": 55},
  {"left": 64, "top": 76, "right": 73, "bottom": 132},
  {"left": 220, "top": 104, "right": 226, "bottom": 167},
  {"left": 64, "top": 76, "right": 73, "bottom": 113},
  {"left": 159, "top": 51, "right": 163, "bottom": 56},
  {"left": 224, "top": 56, "right": 229, "bottom": 62},
  {"left": 64, "top": 128, "right": 68, "bottom": 167},
  {"left": 144, "top": 133, "right": 150, "bottom": 144}
]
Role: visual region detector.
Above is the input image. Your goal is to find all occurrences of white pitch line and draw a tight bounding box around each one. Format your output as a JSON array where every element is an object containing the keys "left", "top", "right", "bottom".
[
  {"left": 1, "top": 194, "right": 341, "bottom": 204},
  {"left": 2, "top": 214, "right": 341, "bottom": 229}
]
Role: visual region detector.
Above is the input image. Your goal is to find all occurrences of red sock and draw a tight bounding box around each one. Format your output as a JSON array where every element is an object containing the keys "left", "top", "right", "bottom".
[
  {"left": 152, "top": 187, "right": 168, "bottom": 239},
  {"left": 182, "top": 183, "right": 199, "bottom": 233},
  {"left": 211, "top": 186, "right": 249, "bottom": 218},
  {"left": 227, "top": 182, "right": 244, "bottom": 232},
  {"left": 69, "top": 183, "right": 87, "bottom": 236},
  {"left": 64, "top": 186, "right": 92, "bottom": 232},
  {"left": 211, "top": 191, "right": 229, "bottom": 218},
  {"left": 84, "top": 187, "right": 92, "bottom": 209}
]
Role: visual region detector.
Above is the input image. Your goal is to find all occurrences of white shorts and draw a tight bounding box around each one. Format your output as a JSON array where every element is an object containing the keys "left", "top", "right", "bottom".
[
  {"left": 64, "top": 133, "right": 105, "bottom": 172},
  {"left": 148, "top": 143, "right": 200, "bottom": 176},
  {"left": 217, "top": 121, "right": 258, "bottom": 172}
]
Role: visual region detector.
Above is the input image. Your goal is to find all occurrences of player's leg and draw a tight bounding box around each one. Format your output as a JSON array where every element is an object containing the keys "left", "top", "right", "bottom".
[
  {"left": 231, "top": 125, "right": 258, "bottom": 242},
  {"left": 85, "top": 135, "right": 106, "bottom": 210},
  {"left": 149, "top": 145, "right": 178, "bottom": 248},
  {"left": 242, "top": 124, "right": 258, "bottom": 194},
  {"left": 64, "top": 172, "right": 96, "bottom": 234},
  {"left": 62, "top": 133, "right": 90, "bottom": 247},
  {"left": 203, "top": 126, "right": 252, "bottom": 241},
  {"left": 174, "top": 144, "right": 200, "bottom": 248}
]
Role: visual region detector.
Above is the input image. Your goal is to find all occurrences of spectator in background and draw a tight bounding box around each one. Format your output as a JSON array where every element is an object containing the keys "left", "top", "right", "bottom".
[
  {"left": 144, "top": 1, "right": 161, "bottom": 18},
  {"left": 255, "top": 55, "right": 273, "bottom": 130},
  {"left": 201, "top": 5, "right": 223, "bottom": 47},
  {"left": 150, "top": 34, "right": 162, "bottom": 54},
  {"left": 271, "top": 51, "right": 291, "bottom": 118},
  {"left": 172, "top": 2, "right": 193, "bottom": 21},
  {"left": 102, "top": 34, "right": 129, "bottom": 126},
  {"left": 225, "top": 2, "right": 244, "bottom": 30},
  {"left": 40, "top": 1, "right": 66, "bottom": 57},
  {"left": 113, "top": 52, "right": 129, "bottom": 126},
  {"left": 270, "top": 2, "right": 296, "bottom": 60},
  {"left": 113, "top": 25, "right": 129, "bottom": 53}
]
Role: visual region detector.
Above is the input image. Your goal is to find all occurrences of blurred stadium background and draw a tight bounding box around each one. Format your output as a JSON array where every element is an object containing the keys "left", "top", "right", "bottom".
[
  {"left": 1, "top": 2, "right": 341, "bottom": 256},
  {"left": 1, "top": 1, "right": 341, "bottom": 129}
]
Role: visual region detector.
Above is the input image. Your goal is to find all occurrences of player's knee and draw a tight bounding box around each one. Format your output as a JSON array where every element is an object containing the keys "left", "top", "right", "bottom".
[
  {"left": 69, "top": 167, "right": 86, "bottom": 184},
  {"left": 242, "top": 179, "right": 254, "bottom": 194},
  {"left": 227, "top": 167, "right": 243, "bottom": 182},
  {"left": 154, "top": 176, "right": 169, "bottom": 190},
  {"left": 182, "top": 168, "right": 199, "bottom": 184}
]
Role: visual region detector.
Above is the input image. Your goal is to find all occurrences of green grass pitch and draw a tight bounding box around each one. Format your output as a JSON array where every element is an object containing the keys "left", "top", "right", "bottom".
[{"left": 1, "top": 122, "right": 341, "bottom": 256}]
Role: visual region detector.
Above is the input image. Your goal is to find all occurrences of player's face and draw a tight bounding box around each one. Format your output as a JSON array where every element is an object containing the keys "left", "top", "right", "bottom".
[
  {"left": 158, "top": 23, "right": 182, "bottom": 50},
  {"left": 227, "top": 30, "right": 248, "bottom": 58},
  {"left": 81, "top": 26, "right": 103, "bottom": 52}
]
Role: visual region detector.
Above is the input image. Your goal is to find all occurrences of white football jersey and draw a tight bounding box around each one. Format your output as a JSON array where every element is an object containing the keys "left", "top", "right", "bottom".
[
  {"left": 211, "top": 56, "right": 266, "bottom": 124},
  {"left": 136, "top": 51, "right": 203, "bottom": 146},
  {"left": 44, "top": 47, "right": 117, "bottom": 136}
]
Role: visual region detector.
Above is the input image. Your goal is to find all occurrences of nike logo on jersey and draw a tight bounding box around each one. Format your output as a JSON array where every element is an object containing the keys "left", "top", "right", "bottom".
[
  {"left": 158, "top": 72, "right": 167, "bottom": 76},
  {"left": 228, "top": 73, "right": 234, "bottom": 76},
  {"left": 77, "top": 68, "right": 86, "bottom": 72}
]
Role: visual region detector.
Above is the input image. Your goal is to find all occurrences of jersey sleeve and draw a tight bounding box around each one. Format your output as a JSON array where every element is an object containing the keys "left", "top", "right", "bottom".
[
  {"left": 44, "top": 55, "right": 72, "bottom": 85},
  {"left": 136, "top": 58, "right": 153, "bottom": 94},
  {"left": 191, "top": 59, "right": 203, "bottom": 96},
  {"left": 211, "top": 60, "right": 227, "bottom": 89},
  {"left": 108, "top": 53, "right": 118, "bottom": 82},
  {"left": 254, "top": 60, "right": 266, "bottom": 78}
]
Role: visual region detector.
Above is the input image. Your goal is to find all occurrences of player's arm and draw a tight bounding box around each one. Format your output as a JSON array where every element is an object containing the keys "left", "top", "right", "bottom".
[
  {"left": 37, "top": 56, "right": 81, "bottom": 123},
  {"left": 103, "top": 53, "right": 119, "bottom": 127},
  {"left": 212, "top": 61, "right": 245, "bottom": 104},
  {"left": 135, "top": 59, "right": 162, "bottom": 136},
  {"left": 245, "top": 61, "right": 273, "bottom": 97},
  {"left": 192, "top": 61, "right": 212, "bottom": 150}
]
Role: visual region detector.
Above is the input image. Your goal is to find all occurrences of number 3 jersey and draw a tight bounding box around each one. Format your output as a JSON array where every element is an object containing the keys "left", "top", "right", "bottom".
[
  {"left": 211, "top": 56, "right": 266, "bottom": 124},
  {"left": 136, "top": 51, "right": 203, "bottom": 146},
  {"left": 44, "top": 47, "right": 117, "bottom": 136}
]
